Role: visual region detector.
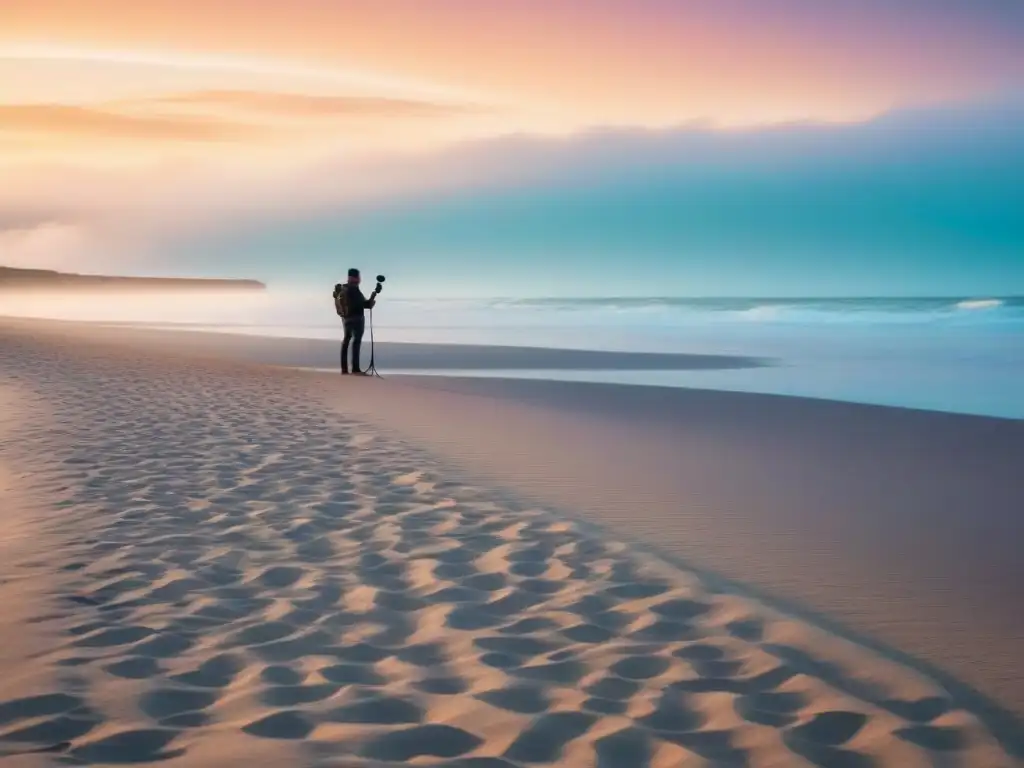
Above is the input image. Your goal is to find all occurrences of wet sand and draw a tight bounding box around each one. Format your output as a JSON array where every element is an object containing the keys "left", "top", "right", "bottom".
[{"left": 0, "top": 317, "right": 764, "bottom": 371}]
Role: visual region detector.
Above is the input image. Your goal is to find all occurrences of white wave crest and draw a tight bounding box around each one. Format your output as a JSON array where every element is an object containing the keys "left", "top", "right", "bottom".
[
  {"left": 956, "top": 298, "right": 1004, "bottom": 311},
  {"left": 734, "top": 305, "right": 789, "bottom": 321}
]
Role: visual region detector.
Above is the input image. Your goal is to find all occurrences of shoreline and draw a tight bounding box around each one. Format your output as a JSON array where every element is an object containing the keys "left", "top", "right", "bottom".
[
  {"left": 0, "top": 318, "right": 1021, "bottom": 764},
  {"left": 304, "top": 366, "right": 1024, "bottom": 421},
  {"left": 4, "top": 316, "right": 1024, "bottom": 421},
  {"left": 0, "top": 316, "right": 765, "bottom": 371}
]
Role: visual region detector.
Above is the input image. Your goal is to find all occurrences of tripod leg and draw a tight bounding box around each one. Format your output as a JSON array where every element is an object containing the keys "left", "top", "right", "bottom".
[{"left": 367, "top": 309, "right": 381, "bottom": 377}]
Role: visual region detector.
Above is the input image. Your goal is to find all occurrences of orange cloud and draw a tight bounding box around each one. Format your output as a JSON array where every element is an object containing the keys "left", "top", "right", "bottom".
[
  {"left": 0, "top": 104, "right": 255, "bottom": 142},
  {"left": 2, "top": 0, "right": 1020, "bottom": 238},
  {"left": 0, "top": 90, "right": 494, "bottom": 167},
  {"left": 117, "top": 90, "right": 478, "bottom": 119},
  {"left": 3, "top": 1, "right": 1020, "bottom": 131}
]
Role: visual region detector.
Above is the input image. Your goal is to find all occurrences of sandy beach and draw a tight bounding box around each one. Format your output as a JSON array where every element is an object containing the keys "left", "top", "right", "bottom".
[{"left": 0, "top": 319, "right": 1020, "bottom": 767}]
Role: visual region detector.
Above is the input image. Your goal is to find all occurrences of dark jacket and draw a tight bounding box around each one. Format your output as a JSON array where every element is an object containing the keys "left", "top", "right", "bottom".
[{"left": 340, "top": 283, "right": 375, "bottom": 320}]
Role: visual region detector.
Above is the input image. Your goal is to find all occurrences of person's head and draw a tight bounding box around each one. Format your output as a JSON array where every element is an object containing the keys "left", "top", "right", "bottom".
[
  {"left": 333, "top": 283, "right": 343, "bottom": 297},
  {"left": 347, "top": 268, "right": 361, "bottom": 285}
]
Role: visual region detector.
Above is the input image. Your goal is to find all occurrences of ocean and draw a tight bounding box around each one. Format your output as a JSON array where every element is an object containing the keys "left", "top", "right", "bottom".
[{"left": 6, "top": 293, "right": 1023, "bottom": 419}]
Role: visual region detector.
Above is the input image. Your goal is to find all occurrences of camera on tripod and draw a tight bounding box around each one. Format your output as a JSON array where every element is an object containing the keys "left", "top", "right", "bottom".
[{"left": 373, "top": 275, "right": 386, "bottom": 295}]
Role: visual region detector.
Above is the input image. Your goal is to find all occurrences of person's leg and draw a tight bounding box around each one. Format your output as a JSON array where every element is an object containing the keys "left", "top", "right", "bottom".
[
  {"left": 340, "top": 321, "right": 353, "bottom": 374},
  {"left": 350, "top": 318, "right": 366, "bottom": 372}
]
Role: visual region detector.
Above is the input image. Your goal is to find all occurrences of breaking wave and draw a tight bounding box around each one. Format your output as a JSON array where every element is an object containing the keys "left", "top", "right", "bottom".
[
  {"left": 483, "top": 296, "right": 1023, "bottom": 326},
  {"left": 956, "top": 298, "right": 1004, "bottom": 311}
]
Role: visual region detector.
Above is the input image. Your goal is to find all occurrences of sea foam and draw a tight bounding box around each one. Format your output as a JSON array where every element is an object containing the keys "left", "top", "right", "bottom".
[{"left": 956, "top": 298, "right": 1004, "bottom": 311}]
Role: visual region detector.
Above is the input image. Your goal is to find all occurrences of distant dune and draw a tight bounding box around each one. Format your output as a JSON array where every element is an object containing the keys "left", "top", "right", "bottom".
[{"left": 0, "top": 266, "right": 266, "bottom": 292}]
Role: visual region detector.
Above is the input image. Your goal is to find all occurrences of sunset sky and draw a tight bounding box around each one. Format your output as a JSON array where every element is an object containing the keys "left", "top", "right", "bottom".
[{"left": 2, "top": 1, "right": 1022, "bottom": 295}]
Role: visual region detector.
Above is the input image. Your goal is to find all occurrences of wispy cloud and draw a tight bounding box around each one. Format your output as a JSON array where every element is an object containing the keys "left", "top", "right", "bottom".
[
  {"left": 0, "top": 104, "right": 256, "bottom": 142},
  {"left": 6, "top": 1, "right": 1020, "bottom": 133},
  {"left": 0, "top": 44, "right": 473, "bottom": 103},
  {"left": 0, "top": 89, "right": 489, "bottom": 162},
  {"left": 124, "top": 89, "right": 477, "bottom": 119},
  {"left": 0, "top": 44, "right": 491, "bottom": 159}
]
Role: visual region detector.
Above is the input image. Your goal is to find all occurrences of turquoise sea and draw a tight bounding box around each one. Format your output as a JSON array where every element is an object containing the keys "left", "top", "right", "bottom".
[{"left": 7, "top": 294, "right": 1023, "bottom": 419}]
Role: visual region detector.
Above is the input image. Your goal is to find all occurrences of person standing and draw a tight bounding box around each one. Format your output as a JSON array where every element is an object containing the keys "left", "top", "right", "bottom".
[{"left": 337, "top": 268, "right": 375, "bottom": 375}]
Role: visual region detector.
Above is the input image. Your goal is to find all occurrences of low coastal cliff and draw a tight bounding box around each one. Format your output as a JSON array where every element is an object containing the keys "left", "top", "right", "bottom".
[{"left": 0, "top": 266, "right": 266, "bottom": 292}]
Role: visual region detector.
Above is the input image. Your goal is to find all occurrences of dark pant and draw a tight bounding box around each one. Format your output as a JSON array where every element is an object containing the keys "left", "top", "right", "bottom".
[{"left": 341, "top": 317, "right": 365, "bottom": 373}]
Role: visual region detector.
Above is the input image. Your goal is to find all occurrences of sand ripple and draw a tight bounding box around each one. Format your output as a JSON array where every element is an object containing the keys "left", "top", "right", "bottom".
[{"left": 0, "top": 333, "right": 1016, "bottom": 766}]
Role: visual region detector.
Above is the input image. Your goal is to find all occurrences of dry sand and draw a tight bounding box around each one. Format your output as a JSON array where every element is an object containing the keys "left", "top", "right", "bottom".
[
  {"left": 0, "top": 381, "right": 73, "bottom": 768},
  {"left": 0, "top": 320, "right": 1020, "bottom": 767}
]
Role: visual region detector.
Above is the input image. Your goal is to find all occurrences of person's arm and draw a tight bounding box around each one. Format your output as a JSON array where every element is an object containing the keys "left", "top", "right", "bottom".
[
  {"left": 346, "top": 285, "right": 377, "bottom": 311},
  {"left": 356, "top": 287, "right": 377, "bottom": 310}
]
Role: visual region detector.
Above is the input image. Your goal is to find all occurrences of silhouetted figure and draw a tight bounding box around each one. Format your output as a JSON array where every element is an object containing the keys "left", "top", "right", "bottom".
[{"left": 336, "top": 268, "right": 375, "bottom": 375}]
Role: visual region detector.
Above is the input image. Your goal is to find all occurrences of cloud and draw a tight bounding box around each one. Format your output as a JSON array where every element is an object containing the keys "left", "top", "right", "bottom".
[
  {"left": 125, "top": 90, "right": 478, "bottom": 119},
  {"left": 0, "top": 104, "right": 257, "bottom": 142},
  {"left": 0, "top": 88, "right": 494, "bottom": 169},
  {"left": 148, "top": 90, "right": 1024, "bottom": 294},
  {"left": 0, "top": 44, "right": 473, "bottom": 105},
  {"left": 2, "top": 91, "right": 1022, "bottom": 282}
]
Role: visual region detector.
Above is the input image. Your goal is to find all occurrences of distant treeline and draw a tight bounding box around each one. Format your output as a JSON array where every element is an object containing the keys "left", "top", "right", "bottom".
[{"left": 0, "top": 266, "right": 266, "bottom": 292}]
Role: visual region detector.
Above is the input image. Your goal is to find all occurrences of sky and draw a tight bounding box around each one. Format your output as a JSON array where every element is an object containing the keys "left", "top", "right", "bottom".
[{"left": 1, "top": 1, "right": 1023, "bottom": 296}]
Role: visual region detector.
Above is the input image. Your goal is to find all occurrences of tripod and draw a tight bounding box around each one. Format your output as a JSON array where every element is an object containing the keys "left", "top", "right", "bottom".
[
  {"left": 363, "top": 285, "right": 383, "bottom": 378},
  {"left": 364, "top": 304, "right": 382, "bottom": 378}
]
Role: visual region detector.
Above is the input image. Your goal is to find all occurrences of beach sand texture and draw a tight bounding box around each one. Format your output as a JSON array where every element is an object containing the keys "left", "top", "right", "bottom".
[
  {"left": 0, "top": 324, "right": 1019, "bottom": 766},
  {"left": 332, "top": 374, "right": 1024, "bottom": 732}
]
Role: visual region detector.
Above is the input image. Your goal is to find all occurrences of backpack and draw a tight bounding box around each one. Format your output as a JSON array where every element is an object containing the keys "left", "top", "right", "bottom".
[{"left": 333, "top": 286, "right": 348, "bottom": 318}]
